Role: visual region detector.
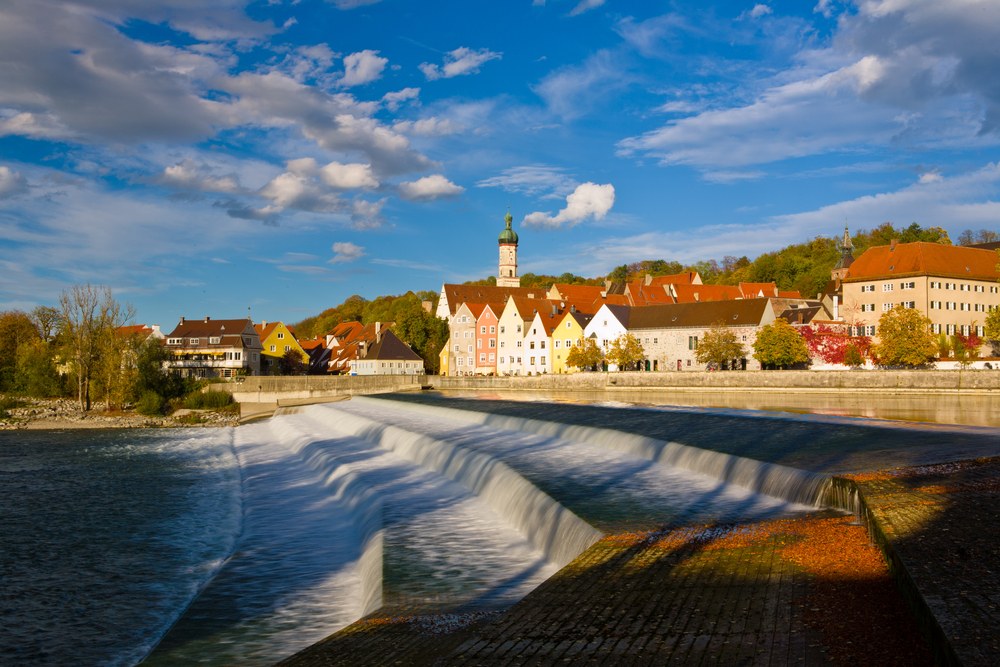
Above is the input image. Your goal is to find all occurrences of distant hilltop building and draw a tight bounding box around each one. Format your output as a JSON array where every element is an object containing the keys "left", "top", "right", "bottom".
[{"left": 497, "top": 211, "right": 520, "bottom": 288}]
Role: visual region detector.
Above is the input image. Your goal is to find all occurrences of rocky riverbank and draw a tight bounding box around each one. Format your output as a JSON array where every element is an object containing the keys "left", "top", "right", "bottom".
[{"left": 0, "top": 397, "right": 240, "bottom": 430}]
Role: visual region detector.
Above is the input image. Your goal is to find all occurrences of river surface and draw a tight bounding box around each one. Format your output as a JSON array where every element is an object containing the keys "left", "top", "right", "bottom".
[{"left": 3, "top": 391, "right": 998, "bottom": 665}]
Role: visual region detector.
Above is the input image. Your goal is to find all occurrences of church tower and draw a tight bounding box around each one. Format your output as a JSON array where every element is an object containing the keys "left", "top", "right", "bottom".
[
  {"left": 831, "top": 225, "right": 854, "bottom": 281},
  {"left": 497, "top": 211, "right": 520, "bottom": 287}
]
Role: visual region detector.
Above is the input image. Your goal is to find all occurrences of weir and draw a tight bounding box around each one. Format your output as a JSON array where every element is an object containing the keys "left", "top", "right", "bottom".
[{"left": 353, "top": 396, "right": 833, "bottom": 507}]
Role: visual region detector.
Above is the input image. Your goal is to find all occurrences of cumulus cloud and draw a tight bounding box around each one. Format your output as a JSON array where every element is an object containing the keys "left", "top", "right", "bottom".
[
  {"left": 0, "top": 166, "right": 28, "bottom": 198},
  {"left": 340, "top": 49, "right": 388, "bottom": 87},
  {"left": 398, "top": 174, "right": 464, "bottom": 200},
  {"left": 419, "top": 47, "right": 502, "bottom": 81},
  {"left": 523, "top": 182, "right": 615, "bottom": 228},
  {"left": 383, "top": 87, "right": 420, "bottom": 111},
  {"left": 330, "top": 241, "right": 365, "bottom": 263},
  {"left": 319, "top": 161, "right": 379, "bottom": 190},
  {"left": 749, "top": 4, "right": 773, "bottom": 19},
  {"left": 160, "top": 160, "right": 242, "bottom": 194},
  {"left": 350, "top": 197, "right": 386, "bottom": 229}
]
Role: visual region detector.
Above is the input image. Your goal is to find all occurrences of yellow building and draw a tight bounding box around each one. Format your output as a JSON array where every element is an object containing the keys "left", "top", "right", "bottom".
[
  {"left": 254, "top": 321, "right": 309, "bottom": 374},
  {"left": 552, "top": 309, "right": 593, "bottom": 374}
]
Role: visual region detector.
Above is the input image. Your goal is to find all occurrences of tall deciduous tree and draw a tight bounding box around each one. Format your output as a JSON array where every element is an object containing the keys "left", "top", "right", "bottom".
[
  {"left": 752, "top": 319, "right": 810, "bottom": 369},
  {"left": 0, "top": 310, "right": 41, "bottom": 391},
  {"left": 59, "top": 285, "right": 134, "bottom": 411},
  {"left": 871, "top": 307, "right": 937, "bottom": 367},
  {"left": 695, "top": 322, "right": 746, "bottom": 369},
  {"left": 606, "top": 333, "right": 645, "bottom": 371}
]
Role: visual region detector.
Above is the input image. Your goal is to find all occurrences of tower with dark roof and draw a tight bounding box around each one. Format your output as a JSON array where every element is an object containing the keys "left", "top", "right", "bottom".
[
  {"left": 497, "top": 211, "right": 520, "bottom": 287},
  {"left": 832, "top": 225, "right": 855, "bottom": 281}
]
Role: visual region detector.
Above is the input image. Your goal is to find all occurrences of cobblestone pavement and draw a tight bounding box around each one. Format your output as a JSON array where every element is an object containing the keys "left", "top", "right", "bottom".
[{"left": 848, "top": 457, "right": 1000, "bottom": 666}]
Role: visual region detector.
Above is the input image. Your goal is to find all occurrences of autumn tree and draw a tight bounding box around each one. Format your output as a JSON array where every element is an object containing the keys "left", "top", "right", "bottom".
[
  {"left": 606, "top": 333, "right": 645, "bottom": 371},
  {"left": 752, "top": 319, "right": 810, "bottom": 369},
  {"left": 565, "top": 338, "right": 605, "bottom": 372},
  {"left": 694, "top": 322, "right": 746, "bottom": 369},
  {"left": 59, "top": 284, "right": 134, "bottom": 411},
  {"left": 985, "top": 306, "right": 1000, "bottom": 356},
  {"left": 870, "top": 307, "right": 937, "bottom": 367}
]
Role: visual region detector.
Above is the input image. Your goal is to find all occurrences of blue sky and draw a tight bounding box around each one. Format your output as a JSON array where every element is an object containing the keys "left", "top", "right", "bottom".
[{"left": 3, "top": 0, "right": 1000, "bottom": 328}]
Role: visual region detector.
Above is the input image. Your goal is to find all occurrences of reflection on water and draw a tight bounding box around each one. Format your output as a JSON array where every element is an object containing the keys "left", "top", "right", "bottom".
[{"left": 434, "top": 388, "right": 1000, "bottom": 427}]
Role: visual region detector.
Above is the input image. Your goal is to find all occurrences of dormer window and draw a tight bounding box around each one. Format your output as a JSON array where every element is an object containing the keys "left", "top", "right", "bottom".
[
  {"left": 167, "top": 338, "right": 181, "bottom": 345},
  {"left": 209, "top": 336, "right": 221, "bottom": 344},
  {"left": 189, "top": 337, "right": 200, "bottom": 345}
]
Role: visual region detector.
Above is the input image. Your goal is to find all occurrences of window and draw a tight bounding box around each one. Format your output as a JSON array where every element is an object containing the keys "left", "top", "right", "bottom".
[
  {"left": 467, "top": 345, "right": 473, "bottom": 353},
  {"left": 270, "top": 345, "right": 276, "bottom": 352},
  {"left": 489, "top": 339, "right": 496, "bottom": 348},
  {"left": 490, "top": 326, "right": 495, "bottom": 334},
  {"left": 454, "top": 331, "right": 459, "bottom": 338},
  {"left": 961, "top": 325, "right": 971, "bottom": 336},
  {"left": 489, "top": 353, "right": 495, "bottom": 362},
  {"left": 540, "top": 356, "right": 546, "bottom": 365},
  {"left": 284, "top": 345, "right": 290, "bottom": 352},
  {"left": 566, "top": 322, "right": 572, "bottom": 329},
  {"left": 861, "top": 303, "right": 875, "bottom": 312},
  {"left": 930, "top": 301, "right": 940, "bottom": 309},
  {"left": 454, "top": 344, "right": 460, "bottom": 352},
  {"left": 882, "top": 303, "right": 893, "bottom": 311},
  {"left": 688, "top": 335, "right": 698, "bottom": 350},
  {"left": 961, "top": 303, "right": 970, "bottom": 311},
  {"left": 902, "top": 301, "right": 915, "bottom": 309},
  {"left": 457, "top": 357, "right": 464, "bottom": 366},
  {"left": 861, "top": 285, "right": 875, "bottom": 293},
  {"left": 500, "top": 325, "right": 505, "bottom": 334},
  {"left": 516, "top": 325, "right": 522, "bottom": 333},
  {"left": 190, "top": 337, "right": 200, "bottom": 345},
  {"left": 930, "top": 281, "right": 940, "bottom": 289},
  {"left": 530, "top": 356, "right": 536, "bottom": 365},
  {"left": 517, "top": 340, "right": 522, "bottom": 347},
  {"left": 277, "top": 332, "right": 284, "bottom": 339},
  {"left": 481, "top": 326, "right": 486, "bottom": 334},
  {"left": 530, "top": 341, "right": 535, "bottom": 349},
  {"left": 477, "top": 339, "right": 482, "bottom": 349},
  {"left": 960, "top": 284, "right": 968, "bottom": 292},
  {"left": 653, "top": 338, "right": 658, "bottom": 344},
  {"left": 480, "top": 353, "right": 486, "bottom": 363},
  {"left": 931, "top": 323, "right": 942, "bottom": 334},
  {"left": 500, "top": 341, "right": 505, "bottom": 348},
  {"left": 900, "top": 281, "right": 915, "bottom": 289},
  {"left": 946, "top": 324, "right": 956, "bottom": 335},
  {"left": 882, "top": 283, "right": 894, "bottom": 292},
  {"left": 167, "top": 338, "right": 182, "bottom": 345},
  {"left": 866, "top": 325, "right": 876, "bottom": 336},
  {"left": 209, "top": 336, "right": 221, "bottom": 344},
  {"left": 540, "top": 340, "right": 546, "bottom": 349},
  {"left": 554, "top": 340, "right": 560, "bottom": 348}
]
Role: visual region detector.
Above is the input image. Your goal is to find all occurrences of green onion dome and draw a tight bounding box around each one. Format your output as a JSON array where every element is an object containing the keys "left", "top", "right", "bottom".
[{"left": 498, "top": 212, "right": 518, "bottom": 244}]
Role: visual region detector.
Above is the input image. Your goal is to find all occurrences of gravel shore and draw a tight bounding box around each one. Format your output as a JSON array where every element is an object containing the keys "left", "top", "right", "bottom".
[{"left": 0, "top": 397, "right": 240, "bottom": 430}]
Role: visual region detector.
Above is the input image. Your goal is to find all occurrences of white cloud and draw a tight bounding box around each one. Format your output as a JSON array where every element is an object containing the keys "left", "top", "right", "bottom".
[
  {"left": 619, "top": 1, "right": 1000, "bottom": 171},
  {"left": 398, "top": 174, "right": 464, "bottom": 200},
  {"left": 570, "top": 0, "right": 605, "bottom": 16},
  {"left": 340, "top": 49, "right": 388, "bottom": 87},
  {"left": 918, "top": 170, "right": 943, "bottom": 185},
  {"left": 749, "top": 4, "right": 773, "bottom": 19},
  {"left": 330, "top": 241, "right": 365, "bottom": 263},
  {"left": 330, "top": 0, "right": 381, "bottom": 9},
  {"left": 0, "top": 166, "right": 28, "bottom": 198},
  {"left": 533, "top": 49, "right": 629, "bottom": 119},
  {"left": 477, "top": 165, "right": 576, "bottom": 198},
  {"left": 523, "top": 182, "right": 615, "bottom": 228},
  {"left": 419, "top": 47, "right": 502, "bottom": 81},
  {"left": 319, "top": 161, "right": 379, "bottom": 190},
  {"left": 392, "top": 117, "right": 461, "bottom": 136},
  {"left": 383, "top": 87, "right": 420, "bottom": 111},
  {"left": 160, "top": 160, "right": 242, "bottom": 193},
  {"left": 350, "top": 197, "right": 386, "bottom": 229}
]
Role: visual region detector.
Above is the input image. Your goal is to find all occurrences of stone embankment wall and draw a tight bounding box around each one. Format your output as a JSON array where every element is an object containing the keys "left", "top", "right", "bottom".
[
  {"left": 433, "top": 369, "right": 1000, "bottom": 393},
  {"left": 211, "top": 370, "right": 1000, "bottom": 421}
]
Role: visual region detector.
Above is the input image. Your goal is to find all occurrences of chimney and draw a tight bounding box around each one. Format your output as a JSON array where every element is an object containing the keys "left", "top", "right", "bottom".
[
  {"left": 261, "top": 320, "right": 267, "bottom": 328},
  {"left": 204, "top": 316, "right": 210, "bottom": 323},
  {"left": 179, "top": 316, "right": 185, "bottom": 324},
  {"left": 375, "top": 321, "right": 381, "bottom": 342},
  {"left": 890, "top": 238, "right": 898, "bottom": 252},
  {"left": 551, "top": 304, "right": 558, "bottom": 316},
  {"left": 570, "top": 305, "right": 576, "bottom": 313}
]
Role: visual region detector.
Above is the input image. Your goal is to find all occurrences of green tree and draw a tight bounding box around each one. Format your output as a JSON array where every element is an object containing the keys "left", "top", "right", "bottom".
[
  {"left": 985, "top": 306, "right": 1000, "bottom": 356},
  {"left": 58, "top": 284, "right": 134, "bottom": 411},
  {"left": 0, "top": 310, "right": 40, "bottom": 391},
  {"left": 606, "top": 333, "right": 645, "bottom": 371},
  {"left": 278, "top": 348, "right": 307, "bottom": 375},
  {"left": 695, "top": 322, "right": 746, "bottom": 369},
  {"left": 16, "top": 338, "right": 62, "bottom": 397},
  {"left": 871, "top": 307, "right": 937, "bottom": 367},
  {"left": 565, "top": 338, "right": 604, "bottom": 371},
  {"left": 752, "top": 319, "right": 810, "bottom": 369}
]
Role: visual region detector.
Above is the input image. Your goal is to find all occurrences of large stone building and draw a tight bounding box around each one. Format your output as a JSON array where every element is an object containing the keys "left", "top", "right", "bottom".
[{"left": 840, "top": 241, "right": 1000, "bottom": 338}]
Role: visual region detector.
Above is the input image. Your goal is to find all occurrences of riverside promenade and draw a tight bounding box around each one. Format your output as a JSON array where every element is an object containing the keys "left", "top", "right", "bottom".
[{"left": 280, "top": 395, "right": 1000, "bottom": 666}]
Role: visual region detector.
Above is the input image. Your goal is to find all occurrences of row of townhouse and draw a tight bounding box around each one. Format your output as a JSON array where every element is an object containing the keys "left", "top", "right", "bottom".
[{"left": 126, "top": 315, "right": 423, "bottom": 379}]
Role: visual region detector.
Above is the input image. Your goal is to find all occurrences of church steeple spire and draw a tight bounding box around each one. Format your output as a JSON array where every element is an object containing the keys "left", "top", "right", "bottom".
[{"left": 497, "top": 210, "right": 520, "bottom": 287}]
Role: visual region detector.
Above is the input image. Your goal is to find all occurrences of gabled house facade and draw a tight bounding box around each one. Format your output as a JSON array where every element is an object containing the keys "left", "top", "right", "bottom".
[
  {"left": 474, "top": 304, "right": 501, "bottom": 375},
  {"left": 583, "top": 304, "right": 631, "bottom": 369},
  {"left": 255, "top": 321, "right": 309, "bottom": 374},
  {"left": 552, "top": 309, "right": 593, "bottom": 374},
  {"left": 163, "top": 317, "right": 261, "bottom": 378},
  {"left": 349, "top": 329, "right": 424, "bottom": 375}
]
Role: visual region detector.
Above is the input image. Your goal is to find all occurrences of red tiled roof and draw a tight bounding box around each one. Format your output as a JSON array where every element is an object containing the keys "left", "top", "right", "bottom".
[
  {"left": 671, "top": 284, "right": 741, "bottom": 303},
  {"left": 845, "top": 242, "right": 1000, "bottom": 282},
  {"left": 442, "top": 284, "right": 539, "bottom": 316},
  {"left": 117, "top": 324, "right": 152, "bottom": 337}
]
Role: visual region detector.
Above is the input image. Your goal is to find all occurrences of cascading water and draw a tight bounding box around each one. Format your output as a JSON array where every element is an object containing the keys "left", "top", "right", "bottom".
[{"left": 147, "top": 397, "right": 824, "bottom": 665}]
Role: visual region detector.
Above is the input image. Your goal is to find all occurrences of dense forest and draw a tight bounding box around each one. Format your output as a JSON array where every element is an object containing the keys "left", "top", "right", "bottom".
[{"left": 290, "top": 223, "right": 995, "bottom": 369}]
